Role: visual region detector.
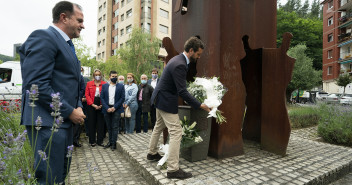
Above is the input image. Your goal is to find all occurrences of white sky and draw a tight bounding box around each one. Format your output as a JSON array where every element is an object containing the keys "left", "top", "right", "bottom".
[{"left": 0, "top": 0, "right": 97, "bottom": 57}]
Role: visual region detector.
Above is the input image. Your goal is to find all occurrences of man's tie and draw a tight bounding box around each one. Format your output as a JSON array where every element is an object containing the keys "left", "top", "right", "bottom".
[{"left": 67, "top": 40, "right": 78, "bottom": 61}]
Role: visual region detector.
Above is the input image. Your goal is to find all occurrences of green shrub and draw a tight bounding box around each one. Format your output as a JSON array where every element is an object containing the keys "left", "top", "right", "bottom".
[
  {"left": 289, "top": 106, "right": 320, "bottom": 129},
  {"left": 0, "top": 103, "right": 37, "bottom": 184},
  {"left": 317, "top": 104, "right": 352, "bottom": 146}
]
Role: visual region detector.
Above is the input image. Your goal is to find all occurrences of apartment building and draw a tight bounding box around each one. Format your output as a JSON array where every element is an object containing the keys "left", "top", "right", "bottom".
[
  {"left": 96, "top": 0, "right": 172, "bottom": 61},
  {"left": 322, "top": 0, "right": 352, "bottom": 94}
]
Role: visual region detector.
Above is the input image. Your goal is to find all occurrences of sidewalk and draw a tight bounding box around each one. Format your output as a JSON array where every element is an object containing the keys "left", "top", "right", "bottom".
[{"left": 69, "top": 127, "right": 352, "bottom": 184}]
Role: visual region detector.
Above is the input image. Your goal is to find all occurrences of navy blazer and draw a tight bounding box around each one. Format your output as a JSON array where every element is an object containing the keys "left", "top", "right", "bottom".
[
  {"left": 100, "top": 83, "right": 125, "bottom": 114},
  {"left": 19, "top": 26, "right": 82, "bottom": 128},
  {"left": 150, "top": 54, "right": 201, "bottom": 114}
]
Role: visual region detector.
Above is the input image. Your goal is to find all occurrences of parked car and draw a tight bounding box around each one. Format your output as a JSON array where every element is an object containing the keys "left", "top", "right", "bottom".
[
  {"left": 340, "top": 94, "right": 352, "bottom": 105},
  {"left": 316, "top": 92, "right": 329, "bottom": 101},
  {"left": 0, "top": 61, "right": 22, "bottom": 101},
  {"left": 325, "top": 94, "right": 341, "bottom": 104}
]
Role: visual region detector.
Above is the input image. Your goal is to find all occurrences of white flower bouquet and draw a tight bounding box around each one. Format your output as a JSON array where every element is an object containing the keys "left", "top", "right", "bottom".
[
  {"left": 180, "top": 116, "right": 203, "bottom": 148},
  {"left": 188, "top": 77, "right": 227, "bottom": 124}
]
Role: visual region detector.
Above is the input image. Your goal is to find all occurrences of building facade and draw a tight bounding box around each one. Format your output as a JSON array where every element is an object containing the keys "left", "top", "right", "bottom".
[
  {"left": 96, "top": 0, "right": 171, "bottom": 61},
  {"left": 322, "top": 0, "right": 352, "bottom": 94}
]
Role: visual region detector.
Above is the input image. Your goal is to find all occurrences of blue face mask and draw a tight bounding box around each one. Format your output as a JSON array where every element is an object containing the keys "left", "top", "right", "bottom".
[
  {"left": 141, "top": 80, "right": 147, "bottom": 84},
  {"left": 119, "top": 80, "right": 124, "bottom": 84},
  {"left": 152, "top": 74, "right": 158, "bottom": 79}
]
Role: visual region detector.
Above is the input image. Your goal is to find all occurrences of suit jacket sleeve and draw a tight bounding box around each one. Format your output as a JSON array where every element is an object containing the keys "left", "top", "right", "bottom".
[
  {"left": 100, "top": 84, "right": 109, "bottom": 111},
  {"left": 114, "top": 84, "right": 125, "bottom": 110},
  {"left": 173, "top": 64, "right": 201, "bottom": 109},
  {"left": 20, "top": 30, "right": 74, "bottom": 118}
]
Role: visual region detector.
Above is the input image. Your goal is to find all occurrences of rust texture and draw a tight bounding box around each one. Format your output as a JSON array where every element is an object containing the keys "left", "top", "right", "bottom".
[
  {"left": 170, "top": 0, "right": 277, "bottom": 159},
  {"left": 261, "top": 33, "right": 294, "bottom": 155}
]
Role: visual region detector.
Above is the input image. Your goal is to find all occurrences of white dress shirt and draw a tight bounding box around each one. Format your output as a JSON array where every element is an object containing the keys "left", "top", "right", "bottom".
[
  {"left": 151, "top": 78, "right": 157, "bottom": 89},
  {"left": 108, "top": 84, "right": 116, "bottom": 105}
]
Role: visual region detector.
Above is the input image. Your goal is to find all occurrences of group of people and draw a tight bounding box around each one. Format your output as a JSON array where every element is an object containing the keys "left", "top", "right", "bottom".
[
  {"left": 20, "top": 1, "right": 209, "bottom": 184},
  {"left": 76, "top": 68, "right": 160, "bottom": 150}
]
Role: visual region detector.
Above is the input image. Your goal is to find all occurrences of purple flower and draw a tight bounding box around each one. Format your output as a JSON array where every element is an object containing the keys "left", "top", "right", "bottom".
[
  {"left": 17, "top": 169, "right": 22, "bottom": 176},
  {"left": 50, "top": 92, "right": 62, "bottom": 113},
  {"left": 38, "top": 150, "right": 48, "bottom": 161},
  {"left": 35, "top": 116, "right": 42, "bottom": 130},
  {"left": 66, "top": 145, "right": 74, "bottom": 157},
  {"left": 52, "top": 116, "right": 63, "bottom": 132},
  {"left": 28, "top": 84, "right": 39, "bottom": 107},
  {"left": 28, "top": 174, "right": 31, "bottom": 179}
]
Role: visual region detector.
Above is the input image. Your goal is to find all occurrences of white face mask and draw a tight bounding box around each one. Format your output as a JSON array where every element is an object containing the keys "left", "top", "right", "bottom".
[
  {"left": 127, "top": 79, "right": 133, "bottom": 83},
  {"left": 95, "top": 76, "right": 101, "bottom": 81}
]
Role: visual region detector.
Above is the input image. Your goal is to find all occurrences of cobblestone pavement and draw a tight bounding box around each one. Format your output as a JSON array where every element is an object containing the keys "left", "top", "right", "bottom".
[
  {"left": 68, "top": 135, "right": 148, "bottom": 185},
  {"left": 117, "top": 130, "right": 352, "bottom": 185}
]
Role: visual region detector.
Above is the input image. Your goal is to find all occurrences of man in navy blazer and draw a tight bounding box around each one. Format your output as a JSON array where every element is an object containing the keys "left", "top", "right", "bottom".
[
  {"left": 148, "top": 37, "right": 210, "bottom": 179},
  {"left": 147, "top": 68, "right": 160, "bottom": 129},
  {"left": 19, "top": 1, "right": 86, "bottom": 184},
  {"left": 100, "top": 71, "right": 125, "bottom": 150}
]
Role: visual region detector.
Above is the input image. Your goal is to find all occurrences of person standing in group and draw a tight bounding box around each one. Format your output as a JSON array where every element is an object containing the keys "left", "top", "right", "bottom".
[
  {"left": 85, "top": 69, "right": 106, "bottom": 146},
  {"left": 100, "top": 71, "right": 125, "bottom": 151},
  {"left": 118, "top": 75, "right": 125, "bottom": 85},
  {"left": 73, "top": 66, "right": 86, "bottom": 147},
  {"left": 147, "top": 37, "right": 210, "bottom": 180},
  {"left": 81, "top": 67, "right": 90, "bottom": 137},
  {"left": 19, "top": 1, "right": 86, "bottom": 184},
  {"left": 123, "top": 73, "right": 138, "bottom": 134},
  {"left": 136, "top": 74, "right": 154, "bottom": 133},
  {"left": 147, "top": 68, "right": 159, "bottom": 129}
]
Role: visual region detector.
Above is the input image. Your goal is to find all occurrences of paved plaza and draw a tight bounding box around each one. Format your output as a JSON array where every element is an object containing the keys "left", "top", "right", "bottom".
[{"left": 68, "top": 127, "right": 352, "bottom": 185}]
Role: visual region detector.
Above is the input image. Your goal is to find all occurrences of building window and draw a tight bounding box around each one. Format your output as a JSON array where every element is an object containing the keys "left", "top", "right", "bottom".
[
  {"left": 99, "top": 5, "right": 102, "bottom": 12},
  {"left": 121, "top": 14, "right": 125, "bottom": 21},
  {"left": 114, "top": 22, "right": 118, "bottom": 30},
  {"left": 328, "top": 17, "right": 333, "bottom": 26},
  {"left": 328, "top": 66, "right": 333, "bottom": 75},
  {"left": 102, "top": 51, "right": 105, "bottom": 58},
  {"left": 159, "top": 24, "right": 168, "bottom": 34},
  {"left": 104, "top": 2, "right": 106, "bottom": 8},
  {"left": 328, "top": 50, "right": 333, "bottom": 59},
  {"left": 103, "top": 39, "right": 105, "bottom": 45},
  {"left": 120, "top": 43, "right": 123, "bottom": 48},
  {"left": 126, "top": 25, "right": 132, "bottom": 33},
  {"left": 114, "top": 0, "right": 119, "bottom": 4},
  {"left": 328, "top": 33, "right": 333, "bottom": 42},
  {"left": 98, "top": 29, "right": 101, "bottom": 35},
  {"left": 115, "top": 10, "right": 119, "bottom": 17},
  {"left": 146, "top": 23, "right": 151, "bottom": 32},
  {"left": 98, "top": 53, "right": 101, "bottom": 59},
  {"left": 160, "top": 9, "right": 169, "bottom": 19},
  {"left": 114, "top": 36, "right": 118, "bottom": 43},
  {"left": 114, "top": 49, "right": 117, "bottom": 55},
  {"left": 348, "top": 46, "right": 351, "bottom": 54},
  {"left": 103, "top": 14, "right": 106, "bottom": 20},
  {"left": 328, "top": 1, "right": 333, "bottom": 9},
  {"left": 121, "top": 29, "right": 124, "bottom": 36},
  {"left": 148, "top": 7, "right": 151, "bottom": 19},
  {"left": 127, "top": 9, "right": 132, "bottom": 18},
  {"left": 99, "top": 17, "right": 102, "bottom": 23},
  {"left": 103, "top": 27, "right": 106, "bottom": 32},
  {"left": 98, "top": 41, "right": 101, "bottom": 47},
  {"left": 121, "top": 0, "right": 125, "bottom": 7},
  {"left": 161, "top": 0, "right": 169, "bottom": 3}
]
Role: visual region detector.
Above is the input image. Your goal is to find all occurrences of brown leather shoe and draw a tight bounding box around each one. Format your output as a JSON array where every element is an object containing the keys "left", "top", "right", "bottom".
[
  {"left": 147, "top": 153, "right": 162, "bottom": 161},
  {"left": 167, "top": 168, "right": 192, "bottom": 179}
]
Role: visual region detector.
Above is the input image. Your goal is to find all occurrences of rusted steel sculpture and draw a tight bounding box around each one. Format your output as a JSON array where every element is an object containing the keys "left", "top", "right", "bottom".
[
  {"left": 261, "top": 33, "right": 294, "bottom": 155},
  {"left": 165, "top": 0, "right": 292, "bottom": 158}
]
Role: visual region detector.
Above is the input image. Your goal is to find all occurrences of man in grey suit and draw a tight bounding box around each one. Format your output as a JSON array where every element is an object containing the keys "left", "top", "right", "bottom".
[
  {"left": 147, "top": 37, "right": 210, "bottom": 179},
  {"left": 19, "top": 1, "right": 86, "bottom": 184}
]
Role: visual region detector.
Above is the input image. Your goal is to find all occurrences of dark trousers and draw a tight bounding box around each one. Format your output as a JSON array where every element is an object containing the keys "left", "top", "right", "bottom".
[
  {"left": 82, "top": 101, "right": 89, "bottom": 135},
  {"left": 26, "top": 126, "right": 73, "bottom": 185},
  {"left": 73, "top": 123, "right": 82, "bottom": 144},
  {"left": 87, "top": 97, "right": 105, "bottom": 145},
  {"left": 136, "top": 101, "right": 149, "bottom": 133},
  {"left": 104, "top": 107, "right": 121, "bottom": 145},
  {"left": 150, "top": 104, "right": 156, "bottom": 129}
]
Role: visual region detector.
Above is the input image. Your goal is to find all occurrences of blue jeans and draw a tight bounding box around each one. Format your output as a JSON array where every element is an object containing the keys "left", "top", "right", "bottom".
[
  {"left": 104, "top": 110, "right": 120, "bottom": 144},
  {"left": 125, "top": 102, "right": 138, "bottom": 134},
  {"left": 136, "top": 101, "right": 149, "bottom": 133}
]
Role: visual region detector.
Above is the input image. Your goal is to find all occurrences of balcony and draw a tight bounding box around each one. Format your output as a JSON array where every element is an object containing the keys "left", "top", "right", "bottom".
[
  {"left": 339, "top": 0, "right": 352, "bottom": 11},
  {"left": 338, "top": 32, "right": 352, "bottom": 43},
  {"left": 338, "top": 12, "right": 352, "bottom": 27}
]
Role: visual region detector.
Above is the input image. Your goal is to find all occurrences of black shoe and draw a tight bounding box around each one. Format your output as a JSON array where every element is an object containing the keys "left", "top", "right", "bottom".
[
  {"left": 111, "top": 144, "right": 116, "bottom": 151},
  {"left": 104, "top": 142, "right": 111, "bottom": 149},
  {"left": 147, "top": 153, "right": 162, "bottom": 161},
  {"left": 167, "top": 168, "right": 192, "bottom": 180},
  {"left": 97, "top": 143, "right": 104, "bottom": 147},
  {"left": 73, "top": 142, "right": 82, "bottom": 147}
]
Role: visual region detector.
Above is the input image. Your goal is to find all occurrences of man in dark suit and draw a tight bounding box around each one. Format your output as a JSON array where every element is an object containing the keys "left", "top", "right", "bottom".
[
  {"left": 100, "top": 71, "right": 125, "bottom": 151},
  {"left": 147, "top": 37, "right": 210, "bottom": 179},
  {"left": 147, "top": 68, "right": 159, "bottom": 129},
  {"left": 19, "top": 1, "right": 86, "bottom": 184}
]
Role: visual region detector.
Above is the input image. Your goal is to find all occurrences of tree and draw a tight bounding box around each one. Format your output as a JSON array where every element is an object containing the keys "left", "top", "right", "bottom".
[
  {"left": 277, "top": 9, "right": 323, "bottom": 70},
  {"left": 0, "top": 60, "right": 3, "bottom": 64},
  {"left": 117, "top": 27, "right": 161, "bottom": 81},
  {"left": 286, "top": 44, "right": 322, "bottom": 102},
  {"left": 73, "top": 37, "right": 99, "bottom": 76},
  {"left": 336, "top": 74, "right": 352, "bottom": 95},
  {"left": 298, "top": 0, "right": 310, "bottom": 18},
  {"left": 310, "top": 0, "right": 321, "bottom": 19}
]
